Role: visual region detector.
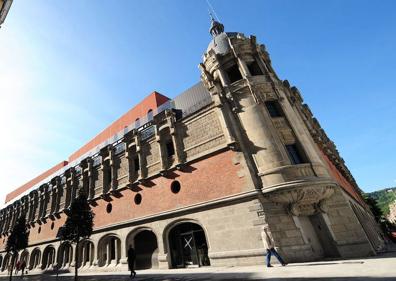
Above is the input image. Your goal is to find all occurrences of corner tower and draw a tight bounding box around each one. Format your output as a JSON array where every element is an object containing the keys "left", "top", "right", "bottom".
[
  {"left": 200, "top": 19, "right": 333, "bottom": 208},
  {"left": 200, "top": 19, "right": 383, "bottom": 261}
]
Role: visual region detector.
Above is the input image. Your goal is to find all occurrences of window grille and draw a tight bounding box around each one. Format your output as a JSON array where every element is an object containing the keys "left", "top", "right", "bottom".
[
  {"left": 93, "top": 156, "right": 102, "bottom": 167},
  {"left": 114, "top": 142, "right": 126, "bottom": 155},
  {"left": 141, "top": 125, "right": 155, "bottom": 141}
]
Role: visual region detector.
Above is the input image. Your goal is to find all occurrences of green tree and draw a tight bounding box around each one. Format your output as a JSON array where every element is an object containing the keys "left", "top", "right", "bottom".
[
  {"left": 5, "top": 214, "right": 29, "bottom": 281},
  {"left": 363, "top": 193, "right": 383, "bottom": 222},
  {"left": 57, "top": 190, "right": 94, "bottom": 281}
]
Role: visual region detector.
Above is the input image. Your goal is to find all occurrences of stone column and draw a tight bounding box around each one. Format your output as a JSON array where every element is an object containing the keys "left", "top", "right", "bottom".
[
  {"left": 70, "top": 244, "right": 76, "bottom": 267},
  {"left": 90, "top": 243, "right": 96, "bottom": 267},
  {"left": 119, "top": 240, "right": 127, "bottom": 265},
  {"left": 114, "top": 239, "right": 120, "bottom": 265},
  {"left": 9, "top": 207, "right": 16, "bottom": 230},
  {"left": 215, "top": 68, "right": 228, "bottom": 86},
  {"left": 135, "top": 134, "right": 146, "bottom": 180},
  {"left": 166, "top": 110, "right": 184, "bottom": 166},
  {"left": 109, "top": 148, "right": 117, "bottom": 191},
  {"left": 55, "top": 177, "right": 62, "bottom": 213},
  {"left": 65, "top": 178, "right": 71, "bottom": 209},
  {"left": 36, "top": 193, "right": 43, "bottom": 221},
  {"left": 0, "top": 213, "right": 4, "bottom": 234},
  {"left": 69, "top": 169, "right": 77, "bottom": 203},
  {"left": 46, "top": 184, "right": 56, "bottom": 215},
  {"left": 106, "top": 241, "right": 111, "bottom": 265},
  {"left": 211, "top": 92, "right": 236, "bottom": 147},
  {"left": 88, "top": 159, "right": 94, "bottom": 199},
  {"left": 81, "top": 245, "right": 85, "bottom": 267},
  {"left": 237, "top": 91, "right": 287, "bottom": 184},
  {"left": 237, "top": 57, "right": 250, "bottom": 77},
  {"left": 32, "top": 194, "right": 38, "bottom": 223},
  {"left": 155, "top": 124, "right": 166, "bottom": 171}
]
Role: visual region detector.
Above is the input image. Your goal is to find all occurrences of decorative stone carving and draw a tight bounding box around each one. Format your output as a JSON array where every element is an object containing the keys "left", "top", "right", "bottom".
[{"left": 265, "top": 185, "right": 335, "bottom": 216}]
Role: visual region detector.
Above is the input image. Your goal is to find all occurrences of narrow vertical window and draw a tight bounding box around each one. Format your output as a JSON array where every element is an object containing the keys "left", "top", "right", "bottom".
[
  {"left": 134, "top": 156, "right": 140, "bottom": 171},
  {"left": 83, "top": 173, "right": 89, "bottom": 195},
  {"left": 265, "top": 101, "right": 284, "bottom": 118},
  {"left": 166, "top": 139, "right": 175, "bottom": 157},
  {"left": 147, "top": 109, "right": 153, "bottom": 121},
  {"left": 247, "top": 60, "right": 263, "bottom": 76},
  {"left": 135, "top": 118, "right": 140, "bottom": 127},
  {"left": 226, "top": 64, "right": 243, "bottom": 83},
  {"left": 286, "top": 144, "right": 306, "bottom": 165},
  {"left": 105, "top": 167, "right": 112, "bottom": 186}
]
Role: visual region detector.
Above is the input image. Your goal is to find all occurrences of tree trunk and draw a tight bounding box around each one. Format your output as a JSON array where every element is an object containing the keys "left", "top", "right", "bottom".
[
  {"left": 9, "top": 256, "right": 14, "bottom": 281},
  {"left": 74, "top": 239, "right": 79, "bottom": 281}
]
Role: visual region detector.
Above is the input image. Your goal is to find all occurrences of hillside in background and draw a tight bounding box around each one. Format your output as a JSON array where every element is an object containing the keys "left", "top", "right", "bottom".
[{"left": 367, "top": 187, "right": 396, "bottom": 216}]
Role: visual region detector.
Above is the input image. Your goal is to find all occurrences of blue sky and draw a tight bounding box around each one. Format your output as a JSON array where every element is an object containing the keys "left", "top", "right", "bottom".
[{"left": 0, "top": 0, "right": 395, "bottom": 204}]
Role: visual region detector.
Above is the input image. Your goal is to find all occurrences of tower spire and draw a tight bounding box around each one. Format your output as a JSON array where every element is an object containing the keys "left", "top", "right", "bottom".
[
  {"left": 209, "top": 14, "right": 224, "bottom": 37},
  {"left": 207, "top": 0, "right": 224, "bottom": 37}
]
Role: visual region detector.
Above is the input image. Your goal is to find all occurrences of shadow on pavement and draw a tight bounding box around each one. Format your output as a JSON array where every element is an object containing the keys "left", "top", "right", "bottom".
[{"left": 1, "top": 275, "right": 396, "bottom": 281}]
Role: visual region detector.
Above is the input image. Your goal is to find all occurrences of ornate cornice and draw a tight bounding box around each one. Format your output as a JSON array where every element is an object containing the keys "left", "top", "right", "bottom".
[{"left": 263, "top": 183, "right": 336, "bottom": 216}]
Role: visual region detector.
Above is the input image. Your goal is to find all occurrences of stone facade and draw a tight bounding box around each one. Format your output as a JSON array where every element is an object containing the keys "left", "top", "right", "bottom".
[{"left": 0, "top": 19, "right": 384, "bottom": 275}]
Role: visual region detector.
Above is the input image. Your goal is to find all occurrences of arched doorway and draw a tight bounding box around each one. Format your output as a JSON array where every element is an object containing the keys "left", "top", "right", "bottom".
[
  {"left": 1, "top": 254, "right": 10, "bottom": 272},
  {"left": 168, "top": 222, "right": 210, "bottom": 268},
  {"left": 57, "top": 242, "right": 73, "bottom": 268},
  {"left": 29, "top": 249, "right": 41, "bottom": 270},
  {"left": 19, "top": 250, "right": 29, "bottom": 267},
  {"left": 78, "top": 240, "right": 94, "bottom": 268},
  {"left": 98, "top": 235, "right": 121, "bottom": 267},
  {"left": 126, "top": 229, "right": 158, "bottom": 270},
  {"left": 42, "top": 246, "right": 55, "bottom": 270},
  {"left": 2, "top": 254, "right": 11, "bottom": 272}
]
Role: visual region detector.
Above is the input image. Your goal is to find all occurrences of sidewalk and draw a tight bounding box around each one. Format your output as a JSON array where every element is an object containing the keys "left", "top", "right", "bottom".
[{"left": 2, "top": 251, "right": 396, "bottom": 280}]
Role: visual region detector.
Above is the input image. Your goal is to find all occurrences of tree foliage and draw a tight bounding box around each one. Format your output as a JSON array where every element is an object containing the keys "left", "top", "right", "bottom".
[
  {"left": 6, "top": 214, "right": 29, "bottom": 281},
  {"left": 6, "top": 215, "right": 29, "bottom": 254},
  {"left": 363, "top": 192, "right": 396, "bottom": 237},
  {"left": 57, "top": 189, "right": 94, "bottom": 281},
  {"left": 58, "top": 190, "right": 94, "bottom": 243},
  {"left": 363, "top": 193, "right": 383, "bottom": 223},
  {"left": 367, "top": 187, "right": 396, "bottom": 215}
]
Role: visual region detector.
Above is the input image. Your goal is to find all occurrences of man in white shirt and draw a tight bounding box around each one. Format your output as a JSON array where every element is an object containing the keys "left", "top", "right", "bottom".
[{"left": 262, "top": 226, "right": 287, "bottom": 267}]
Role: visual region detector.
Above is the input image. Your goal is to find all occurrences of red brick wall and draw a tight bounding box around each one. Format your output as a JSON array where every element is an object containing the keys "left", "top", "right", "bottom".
[
  {"left": 93, "top": 150, "right": 246, "bottom": 229},
  {"left": 5, "top": 161, "right": 68, "bottom": 203},
  {"left": 0, "top": 215, "right": 66, "bottom": 250},
  {"left": 6, "top": 150, "right": 245, "bottom": 247},
  {"left": 319, "top": 149, "right": 366, "bottom": 205}
]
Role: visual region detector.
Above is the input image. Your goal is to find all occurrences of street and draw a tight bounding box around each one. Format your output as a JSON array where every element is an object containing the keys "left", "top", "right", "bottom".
[{"left": 1, "top": 251, "right": 395, "bottom": 281}]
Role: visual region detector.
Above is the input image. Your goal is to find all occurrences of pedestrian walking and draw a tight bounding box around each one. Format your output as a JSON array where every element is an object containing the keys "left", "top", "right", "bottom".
[
  {"left": 15, "top": 260, "right": 20, "bottom": 275},
  {"left": 128, "top": 245, "right": 136, "bottom": 279},
  {"left": 261, "top": 226, "right": 287, "bottom": 267}
]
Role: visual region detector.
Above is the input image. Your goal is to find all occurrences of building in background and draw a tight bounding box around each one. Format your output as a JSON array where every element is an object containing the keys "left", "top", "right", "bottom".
[
  {"left": 388, "top": 200, "right": 396, "bottom": 223},
  {"left": 0, "top": 19, "right": 384, "bottom": 274},
  {"left": 0, "top": 0, "right": 12, "bottom": 28}
]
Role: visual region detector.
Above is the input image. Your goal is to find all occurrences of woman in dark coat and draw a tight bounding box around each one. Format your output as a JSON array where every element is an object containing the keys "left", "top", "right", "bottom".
[{"left": 128, "top": 245, "right": 136, "bottom": 279}]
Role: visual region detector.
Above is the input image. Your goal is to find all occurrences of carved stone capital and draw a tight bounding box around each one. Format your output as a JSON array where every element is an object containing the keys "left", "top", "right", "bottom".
[{"left": 265, "top": 184, "right": 335, "bottom": 216}]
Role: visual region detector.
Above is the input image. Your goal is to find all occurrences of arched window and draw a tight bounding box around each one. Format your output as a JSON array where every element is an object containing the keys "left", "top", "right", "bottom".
[{"left": 147, "top": 109, "right": 153, "bottom": 121}]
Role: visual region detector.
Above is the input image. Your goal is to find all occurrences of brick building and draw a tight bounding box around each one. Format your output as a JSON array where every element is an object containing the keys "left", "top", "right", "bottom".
[
  {"left": 0, "top": 19, "right": 384, "bottom": 273},
  {"left": 0, "top": 0, "right": 12, "bottom": 27}
]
